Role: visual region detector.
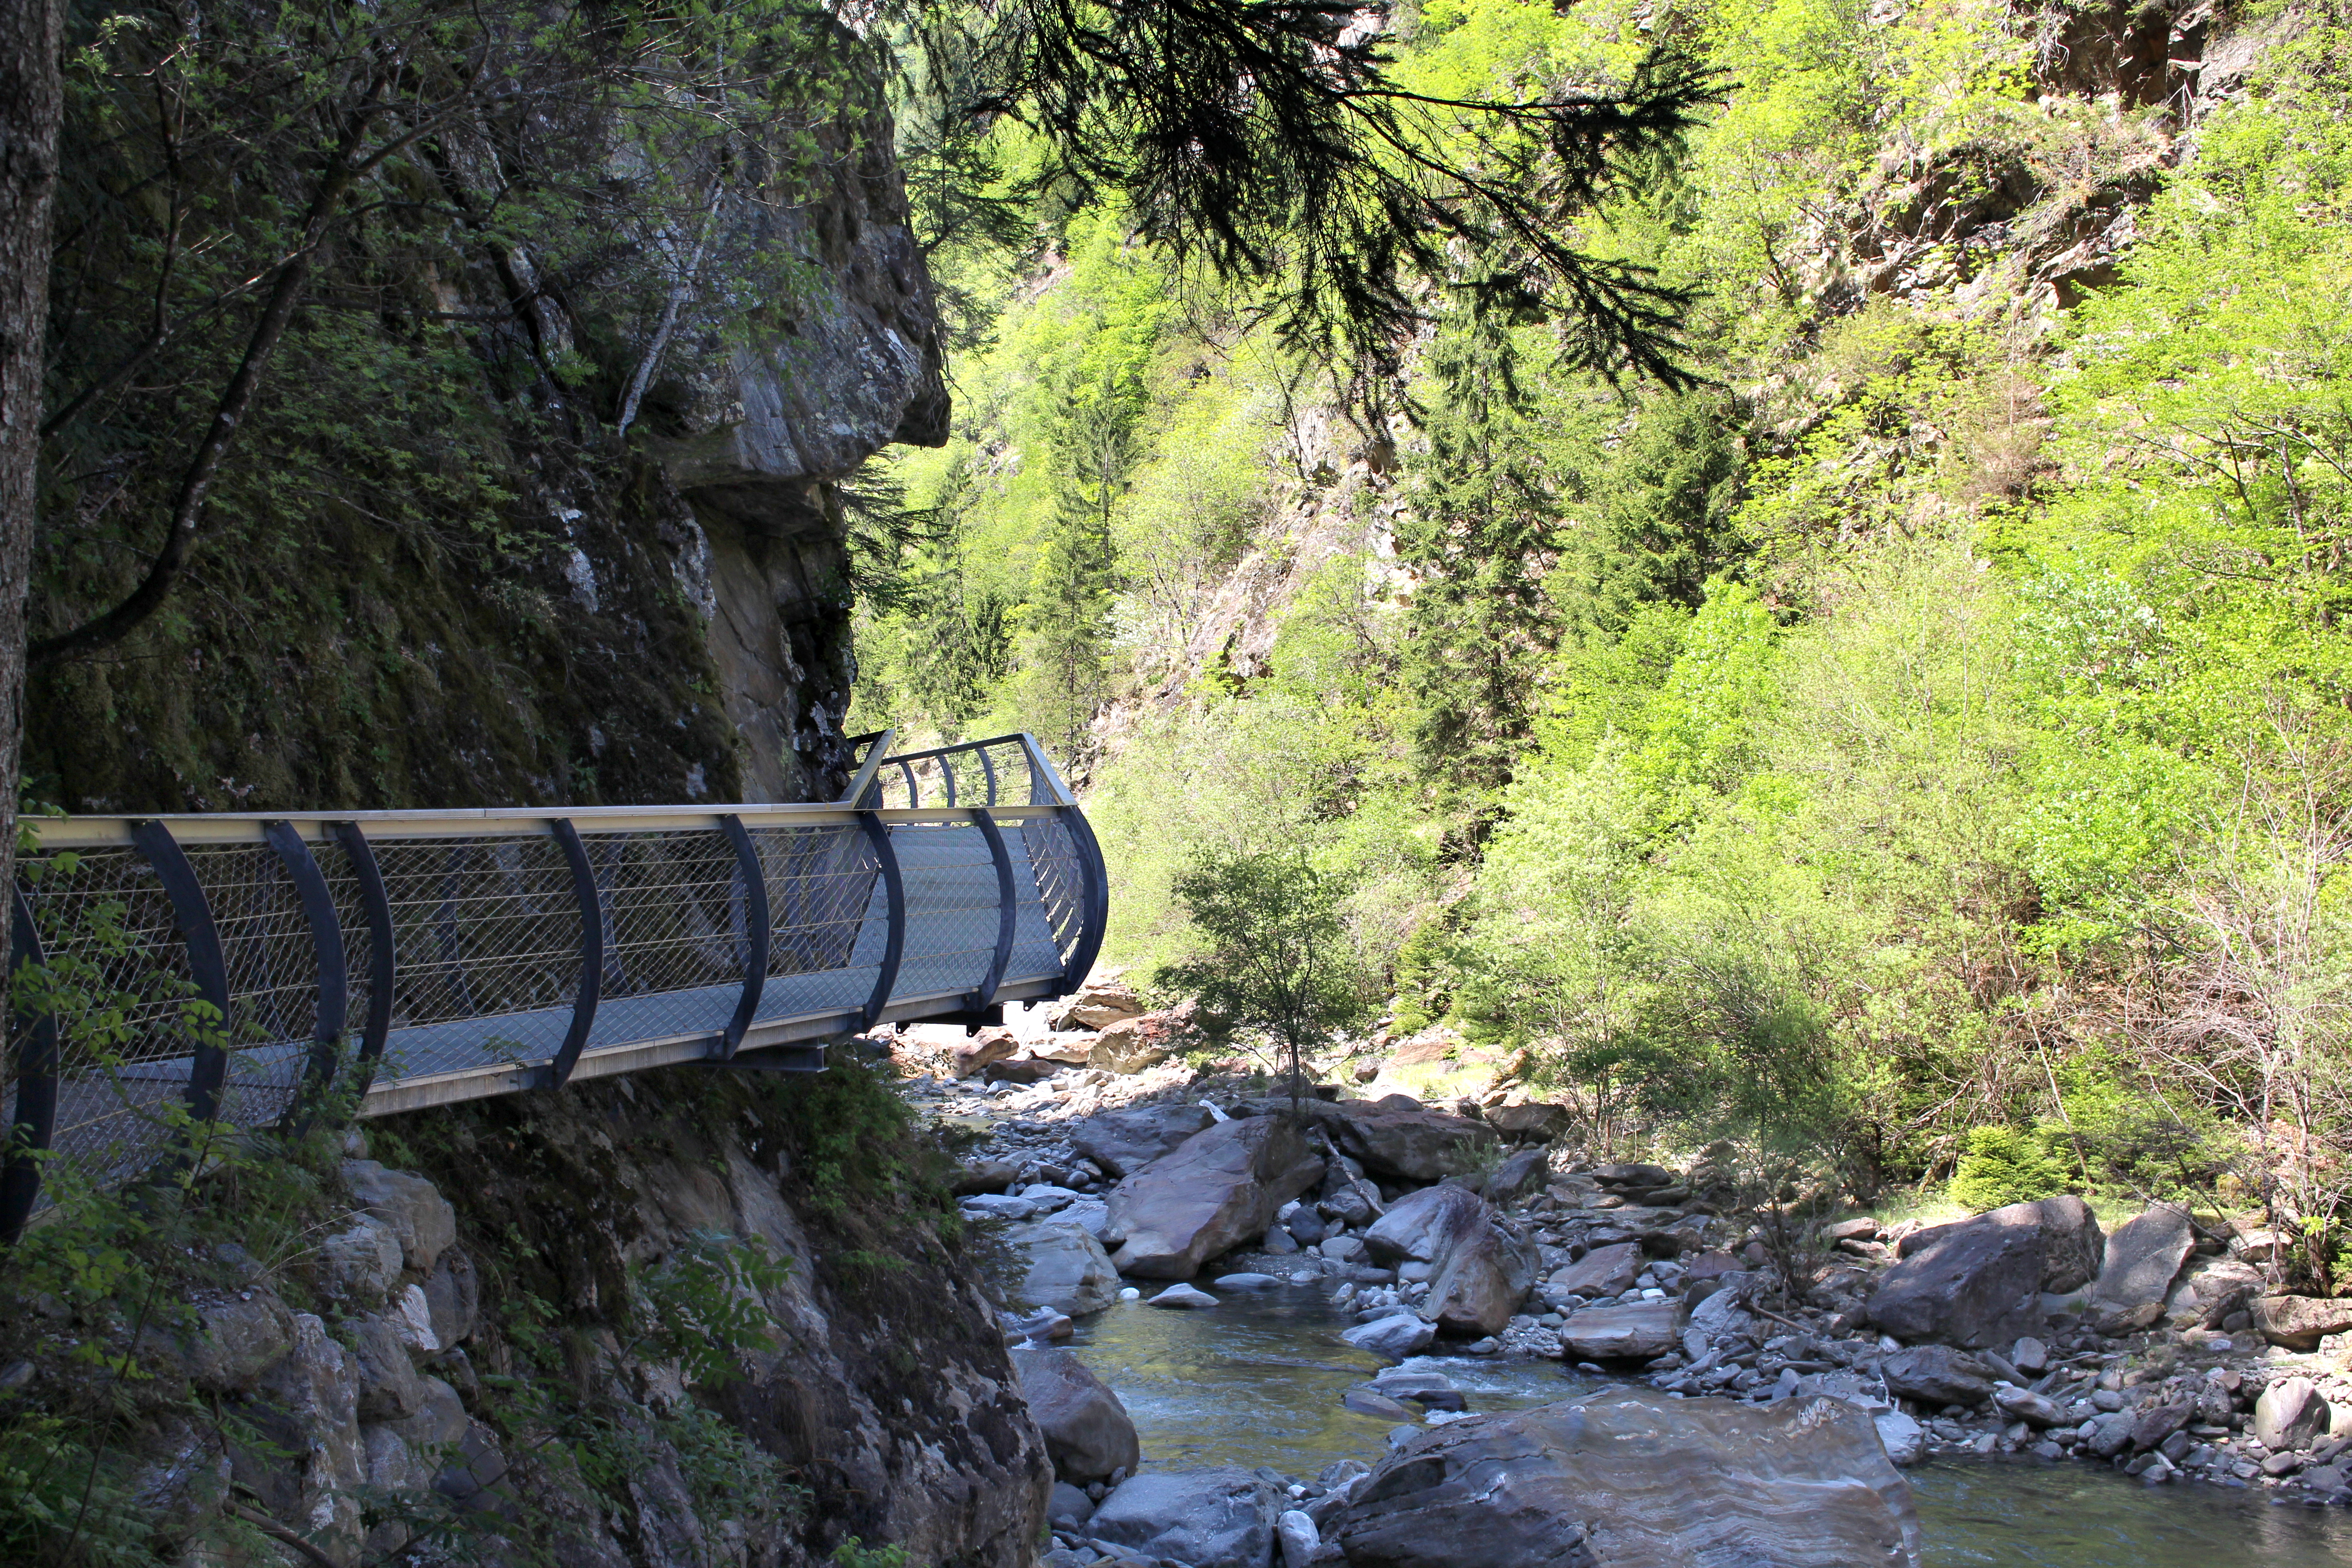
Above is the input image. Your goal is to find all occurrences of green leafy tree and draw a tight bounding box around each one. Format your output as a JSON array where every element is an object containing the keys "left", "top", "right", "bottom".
[{"left": 1157, "top": 849, "right": 1369, "bottom": 1122}]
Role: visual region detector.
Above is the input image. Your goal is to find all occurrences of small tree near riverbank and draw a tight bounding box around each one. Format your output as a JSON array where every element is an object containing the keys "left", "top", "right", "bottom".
[{"left": 1158, "top": 848, "right": 1369, "bottom": 1123}]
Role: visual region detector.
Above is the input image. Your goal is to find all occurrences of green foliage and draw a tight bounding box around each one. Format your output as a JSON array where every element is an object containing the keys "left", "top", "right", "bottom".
[
  {"left": 630, "top": 1232, "right": 796, "bottom": 1389},
  {"left": 1949, "top": 1126, "right": 2073, "bottom": 1210},
  {"left": 1157, "top": 849, "right": 1372, "bottom": 1109},
  {"left": 829, "top": 1539, "right": 911, "bottom": 1568}
]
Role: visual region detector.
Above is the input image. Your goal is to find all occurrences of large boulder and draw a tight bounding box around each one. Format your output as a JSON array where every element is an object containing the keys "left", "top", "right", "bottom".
[
  {"left": 1103, "top": 1117, "right": 1325, "bottom": 1279},
  {"left": 1877, "top": 1346, "right": 1993, "bottom": 1408},
  {"left": 2032, "top": 1196, "right": 2106, "bottom": 1293},
  {"left": 1050, "top": 973, "right": 1146, "bottom": 1032},
  {"left": 1323, "top": 1389, "right": 1922, "bottom": 1568},
  {"left": 1485, "top": 1103, "right": 1569, "bottom": 1142},
  {"left": 1558, "top": 1301, "right": 1681, "bottom": 1362},
  {"left": 1006, "top": 1219, "right": 1121, "bottom": 1317},
  {"left": 1090, "top": 1468, "right": 1283, "bottom": 1568},
  {"left": 948, "top": 1027, "right": 1018, "bottom": 1078},
  {"left": 1009, "top": 1347, "right": 1139, "bottom": 1484},
  {"left": 2250, "top": 1294, "right": 2352, "bottom": 1352},
  {"left": 1333, "top": 1103, "right": 1498, "bottom": 1182},
  {"left": 2087, "top": 1205, "right": 2196, "bottom": 1331},
  {"left": 1548, "top": 1242, "right": 1642, "bottom": 1299},
  {"left": 2164, "top": 1254, "right": 2265, "bottom": 1330},
  {"left": 1090, "top": 1010, "right": 1195, "bottom": 1074},
  {"left": 1360, "top": 1186, "right": 1532, "bottom": 1337},
  {"left": 1428, "top": 1220, "right": 1537, "bottom": 1339},
  {"left": 1073, "top": 1105, "right": 1218, "bottom": 1179},
  {"left": 1482, "top": 1148, "right": 1551, "bottom": 1206},
  {"left": 1364, "top": 1186, "right": 1485, "bottom": 1266},
  {"left": 2254, "top": 1376, "right": 2329, "bottom": 1452},
  {"left": 1870, "top": 1208, "right": 2043, "bottom": 1347}
]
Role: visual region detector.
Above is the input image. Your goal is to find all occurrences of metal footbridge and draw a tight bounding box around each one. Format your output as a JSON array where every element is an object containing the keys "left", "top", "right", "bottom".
[{"left": 0, "top": 731, "right": 1104, "bottom": 1238}]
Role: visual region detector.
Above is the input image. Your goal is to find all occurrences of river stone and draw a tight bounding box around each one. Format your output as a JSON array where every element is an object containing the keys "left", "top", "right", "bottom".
[
  {"left": 1149, "top": 1284, "right": 1219, "bottom": 1309},
  {"left": 1103, "top": 1116, "right": 1324, "bottom": 1279},
  {"left": 340, "top": 1161, "right": 457, "bottom": 1275},
  {"left": 1217, "top": 1273, "right": 1284, "bottom": 1290},
  {"left": 1089, "top": 1467, "right": 1282, "bottom": 1568},
  {"left": 1557, "top": 1300, "right": 1679, "bottom": 1362},
  {"left": 1049, "top": 1480, "right": 1096, "bottom": 1527},
  {"left": 1011, "top": 1347, "right": 1140, "bottom": 1483},
  {"left": 1874, "top": 1408, "right": 1926, "bottom": 1466},
  {"left": 1325, "top": 1387, "right": 1921, "bottom": 1568},
  {"left": 1878, "top": 1346, "right": 1993, "bottom": 1407},
  {"left": 2088, "top": 1206, "right": 2196, "bottom": 1331},
  {"left": 2085, "top": 1411, "right": 2136, "bottom": 1459},
  {"left": 1548, "top": 1241, "right": 1642, "bottom": 1299},
  {"left": 2256, "top": 1377, "right": 2329, "bottom": 1452},
  {"left": 2128, "top": 1402, "right": 2192, "bottom": 1452},
  {"left": 1869, "top": 1208, "right": 2043, "bottom": 1347},
  {"left": 1051, "top": 975, "right": 1145, "bottom": 1031},
  {"left": 1090, "top": 1013, "right": 1184, "bottom": 1074},
  {"left": 1277, "top": 1508, "right": 1321, "bottom": 1568},
  {"left": 949, "top": 1029, "right": 1017, "bottom": 1078},
  {"left": 2030, "top": 1196, "right": 2106, "bottom": 1294},
  {"left": 2251, "top": 1295, "right": 2352, "bottom": 1352},
  {"left": 1992, "top": 1387, "right": 2063, "bottom": 1428},
  {"left": 1346, "top": 1387, "right": 1417, "bottom": 1421},
  {"left": 1073, "top": 1105, "right": 1217, "bottom": 1178},
  {"left": 1343, "top": 1313, "right": 1437, "bottom": 1363},
  {"left": 1007, "top": 1219, "right": 1121, "bottom": 1317},
  {"left": 1333, "top": 1102, "right": 1499, "bottom": 1181}
]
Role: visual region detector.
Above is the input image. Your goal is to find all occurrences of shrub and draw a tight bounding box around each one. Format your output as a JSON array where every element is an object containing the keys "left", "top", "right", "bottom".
[{"left": 1949, "top": 1126, "right": 2072, "bottom": 1210}]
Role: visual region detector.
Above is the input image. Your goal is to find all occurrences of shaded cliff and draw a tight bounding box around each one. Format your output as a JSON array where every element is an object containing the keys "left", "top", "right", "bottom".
[{"left": 27, "top": 9, "right": 945, "bottom": 815}]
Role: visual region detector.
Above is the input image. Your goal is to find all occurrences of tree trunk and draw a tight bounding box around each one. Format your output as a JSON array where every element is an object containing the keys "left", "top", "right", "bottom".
[{"left": 0, "top": 0, "right": 64, "bottom": 969}]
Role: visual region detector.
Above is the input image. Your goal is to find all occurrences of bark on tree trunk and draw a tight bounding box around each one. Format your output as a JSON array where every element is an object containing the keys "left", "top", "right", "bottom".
[{"left": 0, "top": 0, "right": 64, "bottom": 972}]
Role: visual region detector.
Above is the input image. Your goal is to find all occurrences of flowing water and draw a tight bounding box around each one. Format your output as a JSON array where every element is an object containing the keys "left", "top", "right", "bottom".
[{"left": 1063, "top": 1274, "right": 2352, "bottom": 1568}]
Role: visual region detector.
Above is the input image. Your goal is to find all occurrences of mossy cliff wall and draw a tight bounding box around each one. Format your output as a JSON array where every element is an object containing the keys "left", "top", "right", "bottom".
[{"left": 25, "top": 20, "right": 944, "bottom": 816}]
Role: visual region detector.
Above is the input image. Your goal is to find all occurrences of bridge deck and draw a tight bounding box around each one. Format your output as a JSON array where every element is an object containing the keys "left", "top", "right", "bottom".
[{"left": 1, "top": 732, "right": 1107, "bottom": 1237}]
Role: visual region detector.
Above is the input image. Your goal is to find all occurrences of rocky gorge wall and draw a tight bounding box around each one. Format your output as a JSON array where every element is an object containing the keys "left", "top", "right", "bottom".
[
  {"left": 0, "top": 1062, "right": 1051, "bottom": 1568},
  {"left": 26, "top": 19, "right": 944, "bottom": 815}
]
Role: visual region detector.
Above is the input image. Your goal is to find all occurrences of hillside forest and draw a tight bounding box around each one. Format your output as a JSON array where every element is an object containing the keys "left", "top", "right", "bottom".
[{"left": 850, "top": 0, "right": 2352, "bottom": 1289}]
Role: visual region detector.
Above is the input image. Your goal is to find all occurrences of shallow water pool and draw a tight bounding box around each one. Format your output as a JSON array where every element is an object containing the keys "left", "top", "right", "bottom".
[{"left": 1064, "top": 1275, "right": 2352, "bottom": 1567}]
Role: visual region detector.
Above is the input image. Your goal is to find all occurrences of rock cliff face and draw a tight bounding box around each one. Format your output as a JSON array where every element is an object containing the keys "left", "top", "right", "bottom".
[
  {"left": 69, "top": 1066, "right": 1048, "bottom": 1568},
  {"left": 27, "top": 22, "right": 943, "bottom": 814}
]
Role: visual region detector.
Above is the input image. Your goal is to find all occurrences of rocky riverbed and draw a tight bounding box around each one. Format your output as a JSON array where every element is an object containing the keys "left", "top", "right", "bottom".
[{"left": 885, "top": 981, "right": 2352, "bottom": 1568}]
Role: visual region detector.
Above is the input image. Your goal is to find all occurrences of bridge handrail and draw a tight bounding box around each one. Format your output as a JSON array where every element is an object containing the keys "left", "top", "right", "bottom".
[{"left": 1, "top": 734, "right": 1107, "bottom": 1243}]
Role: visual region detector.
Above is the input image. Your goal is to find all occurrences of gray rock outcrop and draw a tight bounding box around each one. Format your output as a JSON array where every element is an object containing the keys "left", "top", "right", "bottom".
[
  {"left": 1074, "top": 1104, "right": 1218, "bottom": 1178},
  {"left": 1558, "top": 1301, "right": 1681, "bottom": 1362},
  {"left": 1090, "top": 1468, "right": 1284, "bottom": 1568},
  {"left": 2254, "top": 1376, "right": 2329, "bottom": 1452},
  {"left": 1103, "top": 1116, "right": 1325, "bottom": 1278},
  {"left": 1008, "top": 1218, "right": 1121, "bottom": 1317},
  {"left": 1332, "top": 1102, "right": 1499, "bottom": 1181},
  {"left": 1323, "top": 1388, "right": 1922, "bottom": 1568},
  {"left": 1877, "top": 1345, "right": 1993, "bottom": 1407},
  {"left": 1869, "top": 1206, "right": 2044, "bottom": 1347},
  {"left": 2087, "top": 1205, "right": 2195, "bottom": 1331},
  {"left": 1011, "top": 1347, "right": 1141, "bottom": 1483},
  {"left": 2250, "top": 1294, "right": 2352, "bottom": 1351}
]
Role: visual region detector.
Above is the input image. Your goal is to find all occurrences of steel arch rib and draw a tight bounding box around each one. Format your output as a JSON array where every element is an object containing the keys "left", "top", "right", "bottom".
[
  {"left": 857, "top": 815, "right": 906, "bottom": 1029},
  {"left": 1057, "top": 805, "right": 1111, "bottom": 996},
  {"left": 549, "top": 820, "right": 602, "bottom": 1087},
  {"left": 1, "top": 889, "right": 60, "bottom": 1245},
  {"left": 330, "top": 822, "right": 396, "bottom": 1090},
  {"left": 132, "top": 821, "right": 231, "bottom": 1127},
  {"left": 263, "top": 821, "right": 348, "bottom": 1120},
  {"left": 971, "top": 809, "right": 1017, "bottom": 1007},
  {"left": 717, "top": 814, "right": 768, "bottom": 1058}
]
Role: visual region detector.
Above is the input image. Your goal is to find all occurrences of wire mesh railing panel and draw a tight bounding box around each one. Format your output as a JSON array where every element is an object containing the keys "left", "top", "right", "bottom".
[
  {"left": 886, "top": 820, "right": 1007, "bottom": 1001},
  {"left": 179, "top": 842, "right": 317, "bottom": 1130},
  {"left": 859, "top": 736, "right": 1041, "bottom": 811},
  {"left": 578, "top": 828, "right": 745, "bottom": 1051},
  {"left": 370, "top": 834, "right": 583, "bottom": 1080},
  {"left": 1019, "top": 813, "right": 1090, "bottom": 970},
  {"left": 11, "top": 846, "right": 212, "bottom": 1199},
  {"left": 746, "top": 824, "right": 883, "bottom": 1022},
  {"left": 995, "top": 822, "right": 1080, "bottom": 983}
]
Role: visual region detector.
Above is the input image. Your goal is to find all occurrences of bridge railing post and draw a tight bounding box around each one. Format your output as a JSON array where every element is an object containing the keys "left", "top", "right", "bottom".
[{"left": 1, "top": 890, "right": 59, "bottom": 1245}]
